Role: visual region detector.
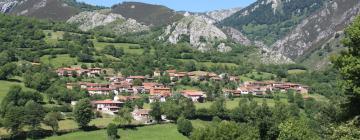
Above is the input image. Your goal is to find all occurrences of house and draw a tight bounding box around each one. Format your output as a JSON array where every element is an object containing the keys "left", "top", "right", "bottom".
[
  {"left": 132, "top": 108, "right": 152, "bottom": 124},
  {"left": 180, "top": 90, "right": 206, "bottom": 102},
  {"left": 237, "top": 87, "right": 250, "bottom": 95},
  {"left": 56, "top": 67, "right": 83, "bottom": 77},
  {"left": 92, "top": 100, "right": 123, "bottom": 115},
  {"left": 153, "top": 69, "right": 161, "bottom": 77},
  {"left": 114, "top": 95, "right": 141, "bottom": 102},
  {"left": 87, "top": 88, "right": 113, "bottom": 95},
  {"left": 126, "top": 76, "right": 146, "bottom": 82},
  {"left": 148, "top": 87, "right": 171, "bottom": 103}
]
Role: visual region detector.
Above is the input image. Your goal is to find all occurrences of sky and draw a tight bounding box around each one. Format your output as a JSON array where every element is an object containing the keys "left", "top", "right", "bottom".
[{"left": 78, "top": 0, "right": 256, "bottom": 12}]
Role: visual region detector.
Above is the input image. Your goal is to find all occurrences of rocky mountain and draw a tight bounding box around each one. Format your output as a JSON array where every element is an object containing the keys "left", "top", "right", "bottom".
[
  {"left": 263, "top": 0, "right": 360, "bottom": 63},
  {"left": 187, "top": 8, "right": 241, "bottom": 24},
  {"left": 67, "top": 10, "right": 149, "bottom": 34},
  {"left": 111, "top": 2, "right": 183, "bottom": 27},
  {"left": 220, "top": 0, "right": 325, "bottom": 45},
  {"left": 0, "top": 0, "right": 102, "bottom": 21},
  {"left": 161, "top": 14, "right": 230, "bottom": 52}
]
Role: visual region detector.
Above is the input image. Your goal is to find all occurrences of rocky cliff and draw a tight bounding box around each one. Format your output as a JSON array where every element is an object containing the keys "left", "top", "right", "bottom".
[
  {"left": 162, "top": 15, "right": 230, "bottom": 52},
  {"left": 67, "top": 10, "right": 149, "bottom": 34},
  {"left": 267, "top": 0, "right": 360, "bottom": 61}
]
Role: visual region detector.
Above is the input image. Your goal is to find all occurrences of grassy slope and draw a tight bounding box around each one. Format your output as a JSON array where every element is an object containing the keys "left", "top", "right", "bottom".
[
  {"left": 40, "top": 54, "right": 78, "bottom": 68},
  {"left": 44, "top": 124, "right": 187, "bottom": 140},
  {"left": 0, "top": 80, "right": 35, "bottom": 103},
  {"left": 93, "top": 41, "right": 144, "bottom": 55}
]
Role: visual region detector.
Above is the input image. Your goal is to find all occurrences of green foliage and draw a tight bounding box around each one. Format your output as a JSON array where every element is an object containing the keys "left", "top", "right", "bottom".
[
  {"left": 73, "top": 98, "right": 93, "bottom": 129},
  {"left": 210, "top": 98, "right": 227, "bottom": 118},
  {"left": 107, "top": 123, "right": 118, "bottom": 140},
  {"left": 221, "top": 0, "right": 324, "bottom": 45},
  {"left": 44, "top": 112, "right": 62, "bottom": 135},
  {"left": 114, "top": 107, "right": 133, "bottom": 126},
  {"left": 150, "top": 101, "right": 162, "bottom": 123},
  {"left": 278, "top": 118, "right": 319, "bottom": 140},
  {"left": 0, "top": 63, "right": 17, "bottom": 80},
  {"left": 2, "top": 106, "right": 25, "bottom": 137},
  {"left": 332, "top": 15, "right": 360, "bottom": 118},
  {"left": 177, "top": 117, "right": 193, "bottom": 137},
  {"left": 24, "top": 100, "right": 45, "bottom": 131}
]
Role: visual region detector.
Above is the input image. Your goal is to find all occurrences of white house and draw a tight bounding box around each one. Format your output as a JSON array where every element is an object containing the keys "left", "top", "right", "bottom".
[
  {"left": 180, "top": 90, "right": 206, "bottom": 102},
  {"left": 91, "top": 100, "right": 123, "bottom": 115}
]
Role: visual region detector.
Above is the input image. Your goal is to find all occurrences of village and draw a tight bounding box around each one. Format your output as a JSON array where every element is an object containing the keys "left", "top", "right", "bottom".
[{"left": 57, "top": 66, "right": 309, "bottom": 124}]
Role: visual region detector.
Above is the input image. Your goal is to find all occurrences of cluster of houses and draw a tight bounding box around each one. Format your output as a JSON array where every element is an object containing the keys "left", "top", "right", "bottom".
[
  {"left": 224, "top": 81, "right": 309, "bottom": 96},
  {"left": 56, "top": 67, "right": 103, "bottom": 77},
  {"left": 60, "top": 67, "right": 308, "bottom": 123}
]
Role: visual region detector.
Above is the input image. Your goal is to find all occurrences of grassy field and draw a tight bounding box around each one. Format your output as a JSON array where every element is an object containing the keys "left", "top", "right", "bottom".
[
  {"left": 0, "top": 80, "right": 34, "bottom": 103},
  {"left": 244, "top": 71, "right": 275, "bottom": 80},
  {"left": 43, "top": 30, "right": 64, "bottom": 44},
  {"left": 287, "top": 69, "right": 307, "bottom": 75},
  {"left": 40, "top": 54, "right": 78, "bottom": 68},
  {"left": 178, "top": 59, "right": 238, "bottom": 68},
  {"left": 93, "top": 42, "right": 144, "bottom": 55},
  {"left": 44, "top": 124, "right": 187, "bottom": 140},
  {"left": 195, "top": 97, "right": 288, "bottom": 110}
]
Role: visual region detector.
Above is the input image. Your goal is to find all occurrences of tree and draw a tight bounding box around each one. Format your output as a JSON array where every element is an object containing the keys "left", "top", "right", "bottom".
[
  {"left": 162, "top": 100, "right": 182, "bottom": 120},
  {"left": 107, "top": 123, "right": 118, "bottom": 140},
  {"left": 159, "top": 72, "right": 171, "bottom": 85},
  {"left": 0, "top": 63, "right": 17, "bottom": 80},
  {"left": 177, "top": 117, "right": 193, "bottom": 137},
  {"left": 287, "top": 90, "right": 295, "bottom": 103},
  {"left": 24, "top": 100, "right": 45, "bottom": 132},
  {"left": 3, "top": 106, "right": 25, "bottom": 137},
  {"left": 278, "top": 118, "right": 319, "bottom": 140},
  {"left": 132, "top": 79, "right": 143, "bottom": 86},
  {"left": 149, "top": 101, "right": 162, "bottom": 123},
  {"left": 184, "top": 61, "right": 196, "bottom": 72},
  {"left": 43, "top": 112, "right": 62, "bottom": 135},
  {"left": 73, "top": 98, "right": 93, "bottom": 128},
  {"left": 210, "top": 97, "right": 227, "bottom": 118},
  {"left": 294, "top": 93, "right": 304, "bottom": 108},
  {"left": 179, "top": 98, "right": 196, "bottom": 119},
  {"left": 114, "top": 107, "right": 133, "bottom": 127},
  {"left": 332, "top": 16, "right": 360, "bottom": 118}
]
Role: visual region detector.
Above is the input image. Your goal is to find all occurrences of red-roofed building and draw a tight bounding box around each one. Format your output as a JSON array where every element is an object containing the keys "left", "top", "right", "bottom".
[
  {"left": 180, "top": 90, "right": 206, "bottom": 102},
  {"left": 87, "top": 88, "right": 113, "bottom": 95},
  {"left": 91, "top": 100, "right": 123, "bottom": 114},
  {"left": 114, "top": 95, "right": 141, "bottom": 102}
]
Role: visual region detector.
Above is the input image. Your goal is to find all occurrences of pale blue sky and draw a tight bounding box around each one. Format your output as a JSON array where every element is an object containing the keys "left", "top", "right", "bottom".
[{"left": 78, "top": 0, "right": 255, "bottom": 12}]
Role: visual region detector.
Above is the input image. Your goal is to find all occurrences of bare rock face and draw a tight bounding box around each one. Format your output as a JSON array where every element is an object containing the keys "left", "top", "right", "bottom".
[
  {"left": 268, "top": 0, "right": 360, "bottom": 60},
  {"left": 0, "top": 0, "right": 18, "bottom": 13},
  {"left": 163, "top": 15, "right": 229, "bottom": 51},
  {"left": 223, "top": 27, "right": 252, "bottom": 46},
  {"left": 217, "top": 43, "right": 232, "bottom": 52},
  {"left": 67, "top": 10, "right": 125, "bottom": 31},
  {"left": 67, "top": 10, "right": 149, "bottom": 34}
]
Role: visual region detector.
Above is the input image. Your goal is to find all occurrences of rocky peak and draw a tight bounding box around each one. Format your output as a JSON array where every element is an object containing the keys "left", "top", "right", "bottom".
[
  {"left": 0, "top": 0, "right": 19, "bottom": 13},
  {"left": 67, "top": 10, "right": 149, "bottom": 34},
  {"left": 267, "top": 0, "right": 360, "bottom": 61},
  {"left": 162, "top": 15, "right": 229, "bottom": 52}
]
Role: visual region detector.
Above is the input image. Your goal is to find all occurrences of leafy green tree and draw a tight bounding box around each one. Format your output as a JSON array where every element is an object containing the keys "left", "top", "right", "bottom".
[
  {"left": 278, "top": 118, "right": 319, "bottom": 140},
  {"left": 73, "top": 98, "right": 93, "bottom": 129},
  {"left": 43, "top": 112, "right": 62, "bottom": 135},
  {"left": 159, "top": 72, "right": 171, "bottom": 85},
  {"left": 179, "top": 98, "right": 196, "bottom": 119},
  {"left": 107, "top": 123, "right": 118, "bottom": 140},
  {"left": 149, "top": 101, "right": 162, "bottom": 123},
  {"left": 0, "top": 63, "right": 17, "bottom": 80},
  {"left": 332, "top": 16, "right": 360, "bottom": 118},
  {"left": 287, "top": 90, "right": 295, "bottom": 103},
  {"left": 132, "top": 79, "right": 143, "bottom": 86},
  {"left": 3, "top": 106, "right": 25, "bottom": 137},
  {"left": 114, "top": 107, "right": 133, "bottom": 127},
  {"left": 210, "top": 98, "right": 227, "bottom": 118},
  {"left": 230, "top": 98, "right": 250, "bottom": 122},
  {"left": 294, "top": 93, "right": 304, "bottom": 108},
  {"left": 24, "top": 100, "right": 45, "bottom": 132},
  {"left": 177, "top": 117, "right": 193, "bottom": 137},
  {"left": 162, "top": 100, "right": 182, "bottom": 120},
  {"left": 184, "top": 61, "right": 196, "bottom": 72}
]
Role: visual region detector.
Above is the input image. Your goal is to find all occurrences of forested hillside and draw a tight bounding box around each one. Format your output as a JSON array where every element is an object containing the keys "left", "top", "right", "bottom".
[{"left": 220, "top": 0, "right": 325, "bottom": 45}]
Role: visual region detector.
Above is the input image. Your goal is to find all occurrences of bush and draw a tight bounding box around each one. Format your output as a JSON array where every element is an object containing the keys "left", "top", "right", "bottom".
[{"left": 177, "top": 117, "right": 193, "bottom": 136}]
